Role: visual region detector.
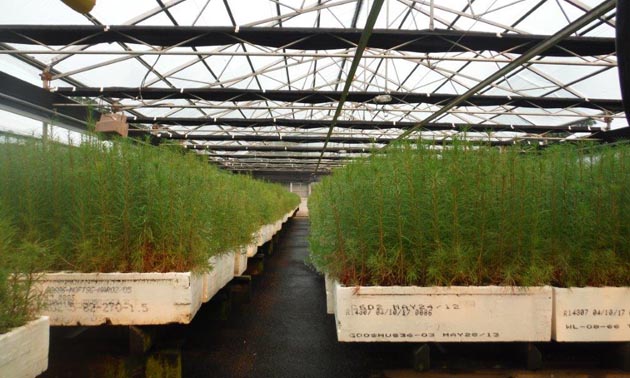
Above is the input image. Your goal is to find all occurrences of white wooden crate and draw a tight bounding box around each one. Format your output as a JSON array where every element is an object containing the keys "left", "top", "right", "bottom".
[
  {"left": 553, "top": 287, "right": 630, "bottom": 342},
  {"left": 253, "top": 209, "right": 295, "bottom": 246},
  {"left": 234, "top": 246, "right": 249, "bottom": 276},
  {"left": 264, "top": 224, "right": 274, "bottom": 242},
  {"left": 203, "top": 252, "right": 235, "bottom": 302},
  {"left": 252, "top": 226, "right": 269, "bottom": 247},
  {"left": 36, "top": 272, "right": 204, "bottom": 326},
  {"left": 258, "top": 224, "right": 273, "bottom": 246},
  {"left": 0, "top": 316, "right": 49, "bottom": 378},
  {"left": 325, "top": 274, "right": 335, "bottom": 314},
  {"left": 243, "top": 243, "right": 258, "bottom": 258},
  {"left": 333, "top": 282, "right": 552, "bottom": 342},
  {"left": 252, "top": 230, "right": 263, "bottom": 247},
  {"left": 273, "top": 220, "right": 282, "bottom": 234},
  {"left": 27, "top": 213, "right": 299, "bottom": 327}
]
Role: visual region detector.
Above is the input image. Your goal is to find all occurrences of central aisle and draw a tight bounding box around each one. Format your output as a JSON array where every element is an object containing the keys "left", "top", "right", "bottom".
[{"left": 183, "top": 217, "right": 407, "bottom": 378}]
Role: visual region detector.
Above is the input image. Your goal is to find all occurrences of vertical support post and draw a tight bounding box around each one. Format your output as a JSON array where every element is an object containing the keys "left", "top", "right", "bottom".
[
  {"left": 429, "top": 0, "right": 435, "bottom": 30},
  {"left": 128, "top": 326, "right": 156, "bottom": 355},
  {"left": 41, "top": 70, "right": 52, "bottom": 142},
  {"left": 245, "top": 254, "right": 265, "bottom": 276},
  {"left": 206, "top": 289, "right": 232, "bottom": 320},
  {"left": 385, "top": 0, "right": 389, "bottom": 93},
  {"left": 616, "top": 342, "right": 630, "bottom": 371},
  {"left": 617, "top": 0, "right": 630, "bottom": 125},
  {"left": 146, "top": 348, "right": 182, "bottom": 378},
  {"left": 263, "top": 237, "right": 275, "bottom": 256},
  {"left": 229, "top": 275, "right": 252, "bottom": 306},
  {"left": 411, "top": 343, "right": 431, "bottom": 371},
  {"left": 519, "top": 342, "right": 543, "bottom": 370}
]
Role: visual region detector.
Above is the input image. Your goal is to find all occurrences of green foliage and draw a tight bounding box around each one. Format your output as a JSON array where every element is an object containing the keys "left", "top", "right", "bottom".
[
  {"left": 309, "top": 142, "right": 630, "bottom": 287},
  {"left": 0, "top": 205, "right": 42, "bottom": 334},
  {"left": 0, "top": 139, "right": 299, "bottom": 273}
]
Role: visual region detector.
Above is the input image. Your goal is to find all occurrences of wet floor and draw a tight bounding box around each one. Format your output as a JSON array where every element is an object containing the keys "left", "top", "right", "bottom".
[{"left": 182, "top": 217, "right": 409, "bottom": 378}]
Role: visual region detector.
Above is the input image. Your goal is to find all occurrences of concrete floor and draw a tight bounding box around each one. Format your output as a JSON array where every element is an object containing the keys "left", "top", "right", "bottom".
[{"left": 182, "top": 217, "right": 408, "bottom": 378}]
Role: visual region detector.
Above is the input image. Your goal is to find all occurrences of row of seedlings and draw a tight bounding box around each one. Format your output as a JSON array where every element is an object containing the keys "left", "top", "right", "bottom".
[
  {"left": 234, "top": 208, "right": 296, "bottom": 276},
  {"left": 0, "top": 139, "right": 299, "bottom": 376},
  {"left": 310, "top": 141, "right": 630, "bottom": 343},
  {"left": 0, "top": 215, "right": 49, "bottom": 377}
]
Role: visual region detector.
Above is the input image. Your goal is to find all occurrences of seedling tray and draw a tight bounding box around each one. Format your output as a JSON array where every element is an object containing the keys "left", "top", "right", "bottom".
[
  {"left": 0, "top": 316, "right": 49, "bottom": 377},
  {"left": 331, "top": 281, "right": 553, "bottom": 342},
  {"left": 37, "top": 272, "right": 204, "bottom": 326},
  {"left": 553, "top": 287, "right": 630, "bottom": 342},
  {"left": 203, "top": 252, "right": 236, "bottom": 302},
  {"left": 35, "top": 208, "right": 298, "bottom": 326}
]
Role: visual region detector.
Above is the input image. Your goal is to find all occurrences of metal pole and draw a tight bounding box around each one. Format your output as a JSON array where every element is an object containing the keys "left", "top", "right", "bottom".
[
  {"left": 429, "top": 0, "right": 435, "bottom": 30},
  {"left": 617, "top": 0, "right": 630, "bottom": 125}
]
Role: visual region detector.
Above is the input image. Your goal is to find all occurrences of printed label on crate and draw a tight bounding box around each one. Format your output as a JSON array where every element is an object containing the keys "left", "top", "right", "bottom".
[
  {"left": 36, "top": 272, "right": 203, "bottom": 326},
  {"left": 553, "top": 287, "right": 630, "bottom": 342},
  {"left": 334, "top": 284, "right": 552, "bottom": 342}
]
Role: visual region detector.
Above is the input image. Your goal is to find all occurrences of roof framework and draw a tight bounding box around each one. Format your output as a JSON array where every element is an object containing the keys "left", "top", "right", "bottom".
[{"left": 0, "top": 0, "right": 626, "bottom": 173}]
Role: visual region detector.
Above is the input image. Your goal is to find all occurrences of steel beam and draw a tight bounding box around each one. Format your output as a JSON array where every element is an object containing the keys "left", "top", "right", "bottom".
[
  {"left": 54, "top": 87, "right": 623, "bottom": 111},
  {"left": 0, "top": 71, "right": 94, "bottom": 132},
  {"left": 157, "top": 132, "right": 393, "bottom": 144},
  {"left": 0, "top": 49, "right": 616, "bottom": 68},
  {"left": 394, "top": 0, "right": 618, "bottom": 142},
  {"left": 127, "top": 117, "right": 602, "bottom": 133},
  {"left": 207, "top": 153, "right": 353, "bottom": 161},
  {"left": 186, "top": 144, "right": 377, "bottom": 153},
  {"left": 0, "top": 26, "right": 615, "bottom": 57}
]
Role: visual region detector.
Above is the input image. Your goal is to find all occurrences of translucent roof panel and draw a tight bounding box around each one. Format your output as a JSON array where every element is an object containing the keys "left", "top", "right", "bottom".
[{"left": 0, "top": 0, "right": 625, "bottom": 172}]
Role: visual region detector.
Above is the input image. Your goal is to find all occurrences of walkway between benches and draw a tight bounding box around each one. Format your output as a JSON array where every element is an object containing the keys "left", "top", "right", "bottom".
[{"left": 183, "top": 217, "right": 407, "bottom": 378}]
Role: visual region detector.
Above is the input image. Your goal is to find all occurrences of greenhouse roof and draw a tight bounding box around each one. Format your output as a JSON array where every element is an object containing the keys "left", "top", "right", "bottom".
[{"left": 0, "top": 0, "right": 627, "bottom": 174}]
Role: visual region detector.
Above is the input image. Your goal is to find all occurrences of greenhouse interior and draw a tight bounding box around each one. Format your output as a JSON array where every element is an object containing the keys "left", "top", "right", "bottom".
[{"left": 0, "top": 0, "right": 629, "bottom": 377}]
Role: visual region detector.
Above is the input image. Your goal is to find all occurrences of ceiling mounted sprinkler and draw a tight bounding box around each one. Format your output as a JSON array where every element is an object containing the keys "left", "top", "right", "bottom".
[{"left": 60, "top": 0, "right": 96, "bottom": 14}]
